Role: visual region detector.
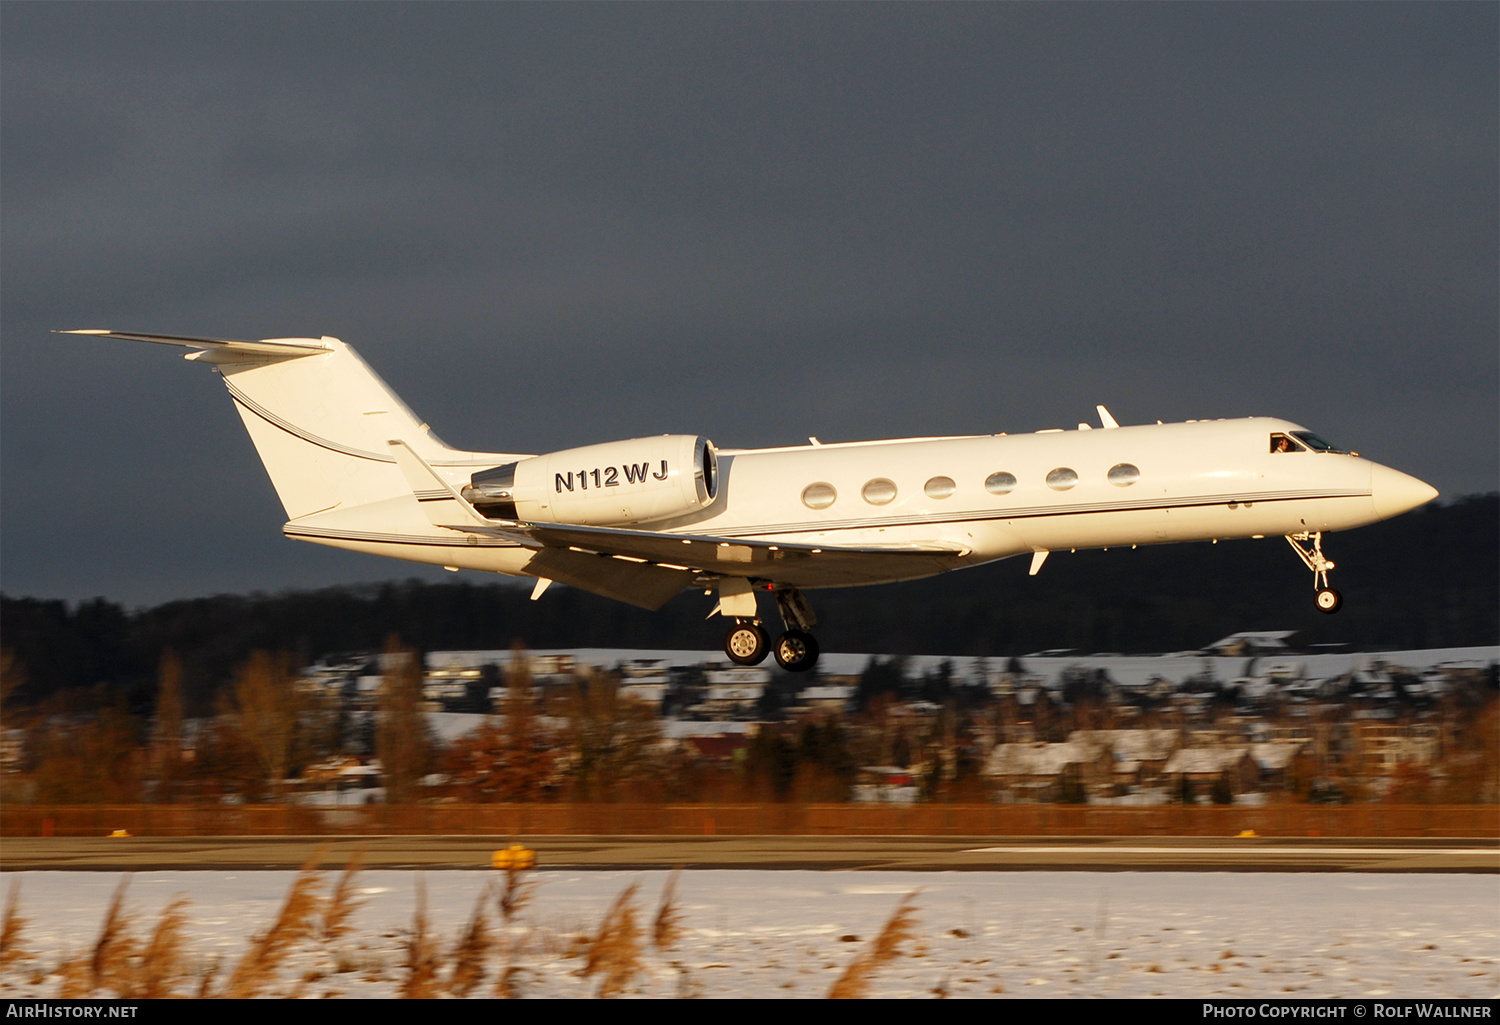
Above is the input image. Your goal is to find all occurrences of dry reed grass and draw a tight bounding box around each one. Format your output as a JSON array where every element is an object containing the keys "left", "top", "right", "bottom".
[
  {"left": 0, "top": 862, "right": 939, "bottom": 999},
  {"left": 51, "top": 877, "right": 193, "bottom": 998},
  {"left": 322, "top": 852, "right": 365, "bottom": 944},
  {"left": 0, "top": 878, "right": 25, "bottom": 972},
  {"left": 652, "top": 869, "right": 683, "bottom": 952},
  {"left": 87, "top": 877, "right": 136, "bottom": 994},
  {"left": 55, "top": 877, "right": 139, "bottom": 997},
  {"left": 447, "top": 881, "right": 493, "bottom": 998},
  {"left": 827, "top": 890, "right": 920, "bottom": 999},
  {"left": 493, "top": 862, "right": 539, "bottom": 997},
  {"left": 582, "top": 881, "right": 642, "bottom": 998},
  {"left": 195, "top": 957, "right": 219, "bottom": 998},
  {"left": 493, "top": 963, "right": 523, "bottom": 999},
  {"left": 221, "top": 853, "right": 326, "bottom": 998},
  {"left": 136, "top": 896, "right": 191, "bottom": 999},
  {"left": 398, "top": 876, "right": 442, "bottom": 999},
  {"left": 497, "top": 861, "right": 536, "bottom": 924}
]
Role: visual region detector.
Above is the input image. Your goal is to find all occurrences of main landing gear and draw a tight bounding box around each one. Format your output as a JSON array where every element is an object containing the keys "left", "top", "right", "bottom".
[
  {"left": 773, "top": 628, "right": 819, "bottom": 672},
  {"left": 724, "top": 621, "right": 769, "bottom": 665},
  {"left": 720, "top": 585, "right": 821, "bottom": 672},
  {"left": 1286, "top": 531, "right": 1342, "bottom": 614}
]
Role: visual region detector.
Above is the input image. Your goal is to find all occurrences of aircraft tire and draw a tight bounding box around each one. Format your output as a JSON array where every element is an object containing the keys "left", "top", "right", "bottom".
[
  {"left": 725, "top": 623, "right": 770, "bottom": 665},
  {"left": 1315, "top": 587, "right": 1343, "bottom": 614},
  {"left": 773, "top": 630, "right": 820, "bottom": 673}
]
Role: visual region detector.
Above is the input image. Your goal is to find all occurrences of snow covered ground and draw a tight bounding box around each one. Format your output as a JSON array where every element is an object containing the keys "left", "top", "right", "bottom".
[{"left": 1, "top": 869, "right": 1495, "bottom": 998}]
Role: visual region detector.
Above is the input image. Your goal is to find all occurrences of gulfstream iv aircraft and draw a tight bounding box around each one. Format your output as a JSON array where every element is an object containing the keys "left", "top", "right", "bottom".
[{"left": 65, "top": 330, "right": 1439, "bottom": 672}]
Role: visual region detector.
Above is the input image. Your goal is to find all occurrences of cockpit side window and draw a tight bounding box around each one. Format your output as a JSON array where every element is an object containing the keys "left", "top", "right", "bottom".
[
  {"left": 1290, "top": 431, "right": 1344, "bottom": 453},
  {"left": 1270, "top": 432, "right": 1306, "bottom": 453}
]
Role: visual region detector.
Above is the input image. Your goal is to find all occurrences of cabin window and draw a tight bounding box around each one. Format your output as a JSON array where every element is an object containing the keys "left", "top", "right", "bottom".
[
  {"left": 801, "top": 482, "right": 837, "bottom": 509},
  {"left": 1046, "top": 467, "right": 1079, "bottom": 491},
  {"left": 861, "top": 478, "right": 898, "bottom": 505},
  {"left": 924, "top": 476, "right": 957, "bottom": 499},
  {"left": 1107, "top": 463, "right": 1140, "bottom": 487},
  {"left": 984, "top": 471, "right": 1017, "bottom": 495},
  {"left": 1269, "top": 433, "right": 1306, "bottom": 453}
]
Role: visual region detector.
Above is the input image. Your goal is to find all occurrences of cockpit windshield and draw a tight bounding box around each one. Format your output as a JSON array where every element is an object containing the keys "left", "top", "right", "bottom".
[{"left": 1290, "top": 431, "right": 1345, "bottom": 454}]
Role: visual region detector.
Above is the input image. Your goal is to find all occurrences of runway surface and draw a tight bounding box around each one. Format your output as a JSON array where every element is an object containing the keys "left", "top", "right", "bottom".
[{"left": 2, "top": 834, "right": 1495, "bottom": 872}]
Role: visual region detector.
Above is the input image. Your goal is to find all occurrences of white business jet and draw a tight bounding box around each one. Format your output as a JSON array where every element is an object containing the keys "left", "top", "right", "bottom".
[{"left": 62, "top": 330, "right": 1438, "bottom": 673}]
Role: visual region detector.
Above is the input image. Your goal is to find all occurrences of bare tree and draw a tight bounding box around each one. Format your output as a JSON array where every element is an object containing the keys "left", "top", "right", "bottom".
[
  {"left": 439, "top": 646, "right": 559, "bottom": 802},
  {"left": 377, "top": 637, "right": 431, "bottom": 803},
  {"left": 153, "top": 650, "right": 184, "bottom": 801},
  {"left": 220, "top": 651, "right": 303, "bottom": 801},
  {"left": 561, "top": 670, "right": 662, "bottom": 801},
  {"left": 0, "top": 647, "right": 25, "bottom": 718}
]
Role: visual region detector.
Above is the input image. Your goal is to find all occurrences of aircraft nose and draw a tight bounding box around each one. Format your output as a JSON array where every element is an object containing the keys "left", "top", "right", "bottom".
[{"left": 1369, "top": 463, "right": 1439, "bottom": 520}]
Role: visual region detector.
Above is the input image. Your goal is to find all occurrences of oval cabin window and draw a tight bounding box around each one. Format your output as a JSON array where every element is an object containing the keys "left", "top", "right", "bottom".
[
  {"left": 924, "top": 476, "right": 957, "bottom": 499},
  {"left": 984, "top": 471, "right": 1017, "bottom": 495},
  {"left": 1046, "top": 467, "right": 1079, "bottom": 491},
  {"left": 861, "top": 478, "right": 898, "bottom": 505},
  {"left": 1107, "top": 463, "right": 1140, "bottom": 487},
  {"left": 801, "top": 482, "right": 837, "bottom": 510}
]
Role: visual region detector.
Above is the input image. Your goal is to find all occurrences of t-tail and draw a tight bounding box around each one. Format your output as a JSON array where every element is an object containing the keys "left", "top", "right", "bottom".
[{"left": 58, "top": 330, "right": 520, "bottom": 520}]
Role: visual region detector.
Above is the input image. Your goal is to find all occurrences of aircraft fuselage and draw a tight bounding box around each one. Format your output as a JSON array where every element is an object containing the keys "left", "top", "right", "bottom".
[
  {"left": 695, "top": 417, "right": 1414, "bottom": 567},
  {"left": 317, "top": 415, "right": 1425, "bottom": 588},
  {"left": 65, "top": 329, "right": 1438, "bottom": 669}
]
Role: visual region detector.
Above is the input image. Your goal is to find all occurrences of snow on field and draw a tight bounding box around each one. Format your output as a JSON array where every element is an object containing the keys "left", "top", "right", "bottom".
[{"left": 0, "top": 869, "right": 1495, "bottom": 998}]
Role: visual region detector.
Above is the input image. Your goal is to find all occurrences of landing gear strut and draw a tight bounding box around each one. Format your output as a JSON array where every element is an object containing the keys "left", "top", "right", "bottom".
[
  {"left": 771, "top": 587, "right": 820, "bottom": 672},
  {"left": 715, "top": 583, "right": 822, "bottom": 671},
  {"left": 1286, "top": 532, "right": 1342, "bottom": 614}
]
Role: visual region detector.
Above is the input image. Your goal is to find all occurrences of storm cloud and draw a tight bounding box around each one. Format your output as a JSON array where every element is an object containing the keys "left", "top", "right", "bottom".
[{"left": 3, "top": 3, "right": 1494, "bottom": 605}]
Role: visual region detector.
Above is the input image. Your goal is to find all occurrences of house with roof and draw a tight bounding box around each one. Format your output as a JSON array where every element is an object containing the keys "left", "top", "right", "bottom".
[
  {"left": 1162, "top": 746, "right": 1259, "bottom": 800},
  {"left": 984, "top": 738, "right": 1115, "bottom": 801}
]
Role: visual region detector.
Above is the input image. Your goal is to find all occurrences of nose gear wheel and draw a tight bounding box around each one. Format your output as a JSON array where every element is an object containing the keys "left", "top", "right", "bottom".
[{"left": 1287, "top": 532, "right": 1342, "bottom": 614}]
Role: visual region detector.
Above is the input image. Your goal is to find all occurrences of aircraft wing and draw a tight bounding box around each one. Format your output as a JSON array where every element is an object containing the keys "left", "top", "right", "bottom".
[
  {"left": 482, "top": 520, "right": 966, "bottom": 585},
  {"left": 513, "top": 545, "right": 697, "bottom": 610},
  {"left": 385, "top": 438, "right": 967, "bottom": 607}
]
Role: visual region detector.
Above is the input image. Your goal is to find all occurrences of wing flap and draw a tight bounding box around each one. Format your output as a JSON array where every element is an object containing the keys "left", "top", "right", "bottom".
[
  {"left": 522, "top": 547, "right": 693, "bottom": 610},
  {"left": 496, "top": 521, "right": 967, "bottom": 587}
]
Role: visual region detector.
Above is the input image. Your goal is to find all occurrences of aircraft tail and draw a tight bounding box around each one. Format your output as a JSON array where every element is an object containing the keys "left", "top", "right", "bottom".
[{"left": 62, "top": 331, "right": 506, "bottom": 520}]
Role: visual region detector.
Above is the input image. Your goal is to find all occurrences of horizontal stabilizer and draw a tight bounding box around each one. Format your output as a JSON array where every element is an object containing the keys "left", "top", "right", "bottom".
[{"left": 58, "top": 329, "right": 331, "bottom": 362}]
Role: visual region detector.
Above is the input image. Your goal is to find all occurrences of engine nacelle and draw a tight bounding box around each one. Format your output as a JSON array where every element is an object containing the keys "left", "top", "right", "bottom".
[{"left": 463, "top": 435, "right": 718, "bottom": 526}]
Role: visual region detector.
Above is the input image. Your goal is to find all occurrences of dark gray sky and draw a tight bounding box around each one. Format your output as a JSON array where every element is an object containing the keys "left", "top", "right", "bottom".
[{"left": 3, "top": 3, "right": 1496, "bottom": 608}]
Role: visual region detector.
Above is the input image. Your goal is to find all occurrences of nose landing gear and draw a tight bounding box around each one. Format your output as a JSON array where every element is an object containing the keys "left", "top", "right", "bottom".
[{"left": 1287, "top": 532, "right": 1342, "bottom": 614}]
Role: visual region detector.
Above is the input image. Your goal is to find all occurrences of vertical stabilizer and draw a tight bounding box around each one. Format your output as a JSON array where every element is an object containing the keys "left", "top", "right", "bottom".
[
  {"left": 61, "top": 330, "right": 516, "bottom": 520},
  {"left": 215, "top": 337, "right": 456, "bottom": 518}
]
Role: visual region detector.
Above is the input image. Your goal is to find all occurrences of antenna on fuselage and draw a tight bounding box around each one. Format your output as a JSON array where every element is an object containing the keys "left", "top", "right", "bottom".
[{"left": 1096, "top": 405, "right": 1120, "bottom": 429}]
